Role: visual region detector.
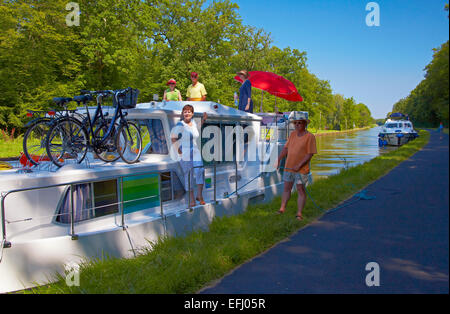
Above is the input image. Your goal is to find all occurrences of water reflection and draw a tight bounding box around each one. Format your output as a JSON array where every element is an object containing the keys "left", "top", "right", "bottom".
[{"left": 310, "top": 127, "right": 397, "bottom": 179}]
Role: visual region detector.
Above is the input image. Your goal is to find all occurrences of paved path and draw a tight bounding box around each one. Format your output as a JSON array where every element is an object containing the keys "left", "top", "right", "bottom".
[{"left": 201, "top": 131, "right": 449, "bottom": 294}]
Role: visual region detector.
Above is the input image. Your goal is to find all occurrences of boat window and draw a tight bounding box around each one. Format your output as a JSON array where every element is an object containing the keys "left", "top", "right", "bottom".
[
  {"left": 260, "top": 126, "right": 275, "bottom": 142},
  {"left": 171, "top": 171, "right": 186, "bottom": 201},
  {"left": 398, "top": 123, "right": 403, "bottom": 127},
  {"left": 160, "top": 171, "right": 185, "bottom": 202},
  {"left": 386, "top": 123, "right": 398, "bottom": 128},
  {"left": 141, "top": 119, "right": 168, "bottom": 155},
  {"left": 56, "top": 180, "right": 118, "bottom": 224}
]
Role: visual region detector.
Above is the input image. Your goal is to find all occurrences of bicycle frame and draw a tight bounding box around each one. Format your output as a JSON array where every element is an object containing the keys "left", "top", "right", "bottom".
[{"left": 82, "top": 93, "right": 129, "bottom": 148}]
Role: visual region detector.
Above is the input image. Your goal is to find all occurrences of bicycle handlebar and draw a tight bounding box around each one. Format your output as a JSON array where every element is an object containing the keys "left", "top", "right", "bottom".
[{"left": 80, "top": 88, "right": 132, "bottom": 101}]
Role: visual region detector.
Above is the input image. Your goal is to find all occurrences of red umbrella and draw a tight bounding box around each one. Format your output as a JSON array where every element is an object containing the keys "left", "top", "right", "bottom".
[{"left": 234, "top": 71, "right": 303, "bottom": 102}]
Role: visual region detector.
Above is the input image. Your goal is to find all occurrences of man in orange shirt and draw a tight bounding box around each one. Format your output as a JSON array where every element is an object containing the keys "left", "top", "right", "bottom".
[{"left": 275, "top": 112, "right": 317, "bottom": 220}]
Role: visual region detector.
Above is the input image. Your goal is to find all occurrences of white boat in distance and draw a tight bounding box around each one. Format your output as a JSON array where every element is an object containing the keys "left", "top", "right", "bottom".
[
  {"left": 378, "top": 113, "right": 419, "bottom": 146},
  {"left": 0, "top": 101, "right": 289, "bottom": 293}
]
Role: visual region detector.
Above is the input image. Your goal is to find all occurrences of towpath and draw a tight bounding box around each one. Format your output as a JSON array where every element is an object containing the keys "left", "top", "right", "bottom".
[{"left": 201, "top": 130, "right": 449, "bottom": 294}]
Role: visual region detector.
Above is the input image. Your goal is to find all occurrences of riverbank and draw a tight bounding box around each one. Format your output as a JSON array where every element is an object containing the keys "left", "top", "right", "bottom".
[
  {"left": 23, "top": 129, "right": 430, "bottom": 294},
  {"left": 309, "top": 125, "right": 376, "bottom": 137}
]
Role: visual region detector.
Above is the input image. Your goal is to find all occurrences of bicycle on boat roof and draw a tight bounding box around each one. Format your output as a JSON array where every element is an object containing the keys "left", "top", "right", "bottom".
[
  {"left": 22, "top": 97, "right": 85, "bottom": 166},
  {"left": 45, "top": 87, "right": 143, "bottom": 167}
]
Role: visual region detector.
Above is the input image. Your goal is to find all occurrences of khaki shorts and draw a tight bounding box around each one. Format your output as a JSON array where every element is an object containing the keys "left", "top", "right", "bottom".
[{"left": 283, "top": 171, "right": 312, "bottom": 186}]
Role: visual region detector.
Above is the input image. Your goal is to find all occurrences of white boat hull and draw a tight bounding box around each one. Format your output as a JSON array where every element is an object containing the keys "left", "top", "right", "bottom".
[{"left": 0, "top": 178, "right": 283, "bottom": 293}]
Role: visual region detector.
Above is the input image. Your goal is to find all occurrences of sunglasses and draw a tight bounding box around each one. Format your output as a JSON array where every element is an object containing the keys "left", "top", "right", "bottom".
[{"left": 293, "top": 121, "right": 306, "bottom": 125}]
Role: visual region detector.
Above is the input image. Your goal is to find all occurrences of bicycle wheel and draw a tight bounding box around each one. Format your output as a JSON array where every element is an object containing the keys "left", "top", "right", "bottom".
[
  {"left": 93, "top": 121, "right": 121, "bottom": 162},
  {"left": 23, "top": 118, "right": 52, "bottom": 166},
  {"left": 116, "top": 122, "right": 142, "bottom": 164},
  {"left": 46, "top": 117, "right": 89, "bottom": 167}
]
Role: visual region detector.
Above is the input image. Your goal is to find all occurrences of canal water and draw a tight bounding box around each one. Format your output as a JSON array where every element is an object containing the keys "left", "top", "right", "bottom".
[{"left": 311, "top": 126, "right": 398, "bottom": 180}]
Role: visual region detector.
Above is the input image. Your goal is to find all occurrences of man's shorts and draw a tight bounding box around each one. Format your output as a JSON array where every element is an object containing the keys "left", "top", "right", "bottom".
[{"left": 283, "top": 171, "right": 312, "bottom": 186}]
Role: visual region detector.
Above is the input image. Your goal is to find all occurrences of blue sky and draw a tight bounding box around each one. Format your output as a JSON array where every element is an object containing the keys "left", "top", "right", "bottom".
[{"left": 225, "top": 0, "right": 449, "bottom": 118}]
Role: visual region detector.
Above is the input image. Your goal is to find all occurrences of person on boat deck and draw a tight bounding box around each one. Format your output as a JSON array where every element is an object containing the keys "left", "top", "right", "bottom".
[
  {"left": 236, "top": 70, "right": 253, "bottom": 113},
  {"left": 275, "top": 112, "right": 317, "bottom": 221},
  {"left": 170, "top": 104, "right": 208, "bottom": 207},
  {"left": 186, "top": 72, "right": 207, "bottom": 101},
  {"left": 164, "top": 79, "right": 183, "bottom": 101}
]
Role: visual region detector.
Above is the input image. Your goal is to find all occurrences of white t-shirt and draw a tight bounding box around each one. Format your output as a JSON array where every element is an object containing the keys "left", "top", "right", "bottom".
[{"left": 172, "top": 119, "right": 202, "bottom": 162}]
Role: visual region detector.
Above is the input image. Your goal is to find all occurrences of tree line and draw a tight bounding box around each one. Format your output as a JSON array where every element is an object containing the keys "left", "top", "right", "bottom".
[
  {"left": 0, "top": 0, "right": 375, "bottom": 133},
  {"left": 391, "top": 40, "right": 449, "bottom": 127},
  {"left": 391, "top": 4, "right": 449, "bottom": 127}
]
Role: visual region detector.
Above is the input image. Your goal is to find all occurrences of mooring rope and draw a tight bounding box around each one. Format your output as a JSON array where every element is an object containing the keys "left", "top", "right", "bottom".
[{"left": 224, "top": 166, "right": 376, "bottom": 216}]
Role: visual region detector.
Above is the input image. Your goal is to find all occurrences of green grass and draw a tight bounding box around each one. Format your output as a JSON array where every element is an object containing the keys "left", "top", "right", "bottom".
[
  {"left": 0, "top": 136, "right": 23, "bottom": 159},
  {"left": 25, "top": 130, "right": 430, "bottom": 294}
]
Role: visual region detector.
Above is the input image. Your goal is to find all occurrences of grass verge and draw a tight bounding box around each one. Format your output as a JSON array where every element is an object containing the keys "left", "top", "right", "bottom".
[{"left": 25, "top": 130, "right": 430, "bottom": 294}]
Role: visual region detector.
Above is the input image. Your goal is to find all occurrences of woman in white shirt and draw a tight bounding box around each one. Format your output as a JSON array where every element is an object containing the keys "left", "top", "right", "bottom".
[{"left": 171, "top": 105, "right": 207, "bottom": 207}]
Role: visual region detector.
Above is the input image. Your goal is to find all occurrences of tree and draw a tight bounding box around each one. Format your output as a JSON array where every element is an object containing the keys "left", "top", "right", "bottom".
[{"left": 0, "top": 0, "right": 374, "bottom": 133}]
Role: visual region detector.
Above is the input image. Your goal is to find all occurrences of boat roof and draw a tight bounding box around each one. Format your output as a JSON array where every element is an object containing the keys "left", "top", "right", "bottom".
[
  {"left": 134, "top": 101, "right": 262, "bottom": 121},
  {"left": 385, "top": 119, "right": 413, "bottom": 124}
]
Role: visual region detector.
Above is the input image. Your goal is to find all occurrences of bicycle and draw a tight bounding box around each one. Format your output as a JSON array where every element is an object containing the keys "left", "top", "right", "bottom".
[
  {"left": 22, "top": 97, "right": 84, "bottom": 166},
  {"left": 45, "top": 88, "right": 142, "bottom": 167}
]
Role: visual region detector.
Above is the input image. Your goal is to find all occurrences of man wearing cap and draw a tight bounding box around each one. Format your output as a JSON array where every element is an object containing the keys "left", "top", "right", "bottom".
[
  {"left": 237, "top": 70, "right": 253, "bottom": 113},
  {"left": 186, "top": 72, "right": 207, "bottom": 101},
  {"left": 164, "top": 79, "right": 183, "bottom": 101},
  {"left": 275, "top": 111, "right": 317, "bottom": 221}
]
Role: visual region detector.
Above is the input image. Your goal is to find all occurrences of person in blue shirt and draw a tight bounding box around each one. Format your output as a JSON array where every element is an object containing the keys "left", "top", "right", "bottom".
[{"left": 237, "top": 70, "right": 253, "bottom": 113}]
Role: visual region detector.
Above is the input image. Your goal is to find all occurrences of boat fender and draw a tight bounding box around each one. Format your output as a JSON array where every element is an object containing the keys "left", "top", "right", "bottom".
[
  {"left": 396, "top": 133, "right": 404, "bottom": 138},
  {"left": 378, "top": 138, "right": 383, "bottom": 147}
]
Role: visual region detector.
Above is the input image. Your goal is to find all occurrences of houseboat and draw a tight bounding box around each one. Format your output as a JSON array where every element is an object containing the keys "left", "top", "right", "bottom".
[
  {"left": 0, "top": 101, "right": 289, "bottom": 293},
  {"left": 378, "top": 113, "right": 419, "bottom": 146}
]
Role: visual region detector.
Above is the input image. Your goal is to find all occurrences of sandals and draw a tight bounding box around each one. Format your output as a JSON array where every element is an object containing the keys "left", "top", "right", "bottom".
[
  {"left": 277, "top": 210, "right": 303, "bottom": 221},
  {"left": 196, "top": 197, "right": 206, "bottom": 205}
]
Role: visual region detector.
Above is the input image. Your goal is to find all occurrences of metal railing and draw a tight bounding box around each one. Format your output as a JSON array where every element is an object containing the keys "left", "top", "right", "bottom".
[
  {"left": 1, "top": 170, "right": 162, "bottom": 249},
  {"left": 186, "top": 160, "right": 241, "bottom": 209}
]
